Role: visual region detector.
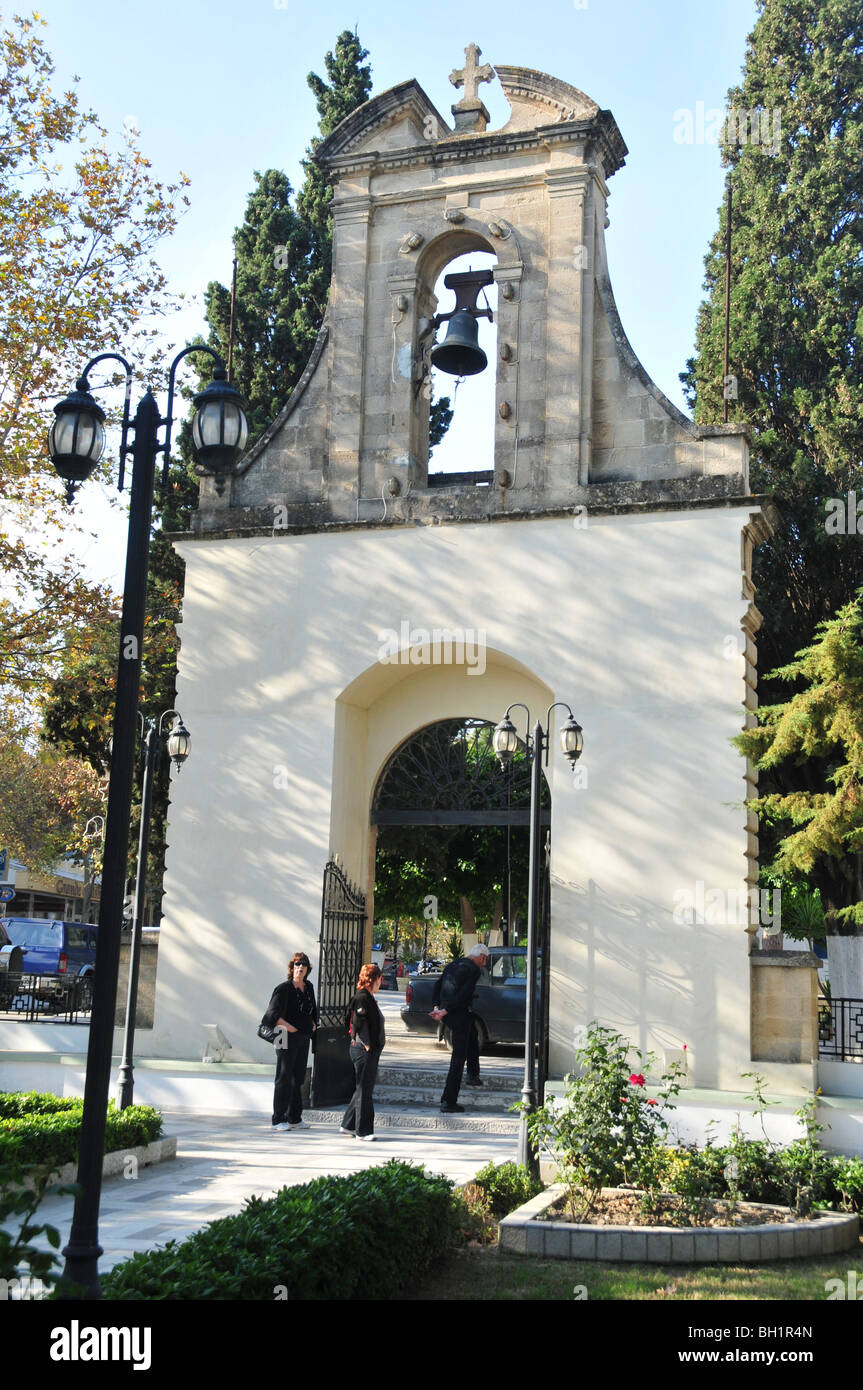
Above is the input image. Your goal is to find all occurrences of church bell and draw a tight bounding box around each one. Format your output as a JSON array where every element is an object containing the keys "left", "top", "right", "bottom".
[
  {"left": 430, "top": 309, "right": 488, "bottom": 377},
  {"left": 429, "top": 267, "right": 494, "bottom": 378}
]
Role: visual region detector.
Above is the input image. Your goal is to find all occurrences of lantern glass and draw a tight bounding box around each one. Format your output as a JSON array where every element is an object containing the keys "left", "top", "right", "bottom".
[
  {"left": 192, "top": 401, "right": 222, "bottom": 450},
  {"left": 560, "top": 717, "right": 583, "bottom": 764},
  {"left": 166, "top": 721, "right": 191, "bottom": 769},
  {"left": 49, "top": 408, "right": 105, "bottom": 468},
  {"left": 190, "top": 371, "right": 249, "bottom": 485},
  {"left": 493, "top": 717, "right": 519, "bottom": 764},
  {"left": 225, "top": 400, "right": 248, "bottom": 452}
]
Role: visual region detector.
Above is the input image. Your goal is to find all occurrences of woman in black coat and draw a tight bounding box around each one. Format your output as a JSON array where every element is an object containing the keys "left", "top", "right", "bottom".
[
  {"left": 266, "top": 952, "right": 319, "bottom": 1131},
  {"left": 341, "top": 963, "right": 386, "bottom": 1141}
]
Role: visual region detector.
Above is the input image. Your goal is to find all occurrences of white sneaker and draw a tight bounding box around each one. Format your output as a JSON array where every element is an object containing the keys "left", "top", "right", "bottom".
[
  {"left": 339, "top": 1127, "right": 354, "bottom": 1136},
  {"left": 289, "top": 1120, "right": 310, "bottom": 1129},
  {"left": 272, "top": 1123, "right": 290, "bottom": 1132},
  {"left": 356, "top": 1133, "right": 376, "bottom": 1142}
]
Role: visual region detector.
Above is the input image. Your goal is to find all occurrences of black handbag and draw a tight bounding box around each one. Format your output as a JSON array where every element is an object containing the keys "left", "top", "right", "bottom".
[{"left": 258, "top": 1017, "right": 279, "bottom": 1045}]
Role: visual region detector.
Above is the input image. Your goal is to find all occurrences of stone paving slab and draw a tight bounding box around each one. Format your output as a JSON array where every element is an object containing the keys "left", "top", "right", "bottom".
[{"left": 2, "top": 1109, "right": 516, "bottom": 1276}]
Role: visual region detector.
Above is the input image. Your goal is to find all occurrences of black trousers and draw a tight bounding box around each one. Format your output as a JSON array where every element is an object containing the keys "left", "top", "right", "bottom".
[
  {"left": 272, "top": 1032, "right": 310, "bottom": 1125},
  {"left": 342, "top": 1042, "right": 381, "bottom": 1136},
  {"left": 441, "top": 1011, "right": 480, "bottom": 1108}
]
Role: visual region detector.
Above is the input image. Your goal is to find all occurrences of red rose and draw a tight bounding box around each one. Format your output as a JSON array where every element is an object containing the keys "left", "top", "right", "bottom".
[
  {"left": 647, "top": 1098, "right": 657, "bottom": 1106},
  {"left": 629, "top": 1073, "right": 645, "bottom": 1087}
]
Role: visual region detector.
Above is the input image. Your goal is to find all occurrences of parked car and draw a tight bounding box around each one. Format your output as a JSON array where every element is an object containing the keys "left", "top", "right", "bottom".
[
  {"left": 2, "top": 918, "right": 96, "bottom": 1011},
  {"left": 0, "top": 920, "right": 24, "bottom": 1007},
  {"left": 417, "top": 957, "right": 443, "bottom": 975},
  {"left": 401, "top": 946, "right": 535, "bottom": 1049}
]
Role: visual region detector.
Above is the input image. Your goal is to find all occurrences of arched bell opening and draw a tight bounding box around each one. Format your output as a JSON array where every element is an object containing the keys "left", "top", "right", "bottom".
[{"left": 412, "top": 233, "right": 498, "bottom": 483}]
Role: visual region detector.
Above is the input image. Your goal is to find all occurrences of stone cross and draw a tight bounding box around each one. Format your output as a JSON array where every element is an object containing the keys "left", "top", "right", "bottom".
[
  {"left": 449, "top": 43, "right": 494, "bottom": 133},
  {"left": 449, "top": 42, "right": 494, "bottom": 104}
]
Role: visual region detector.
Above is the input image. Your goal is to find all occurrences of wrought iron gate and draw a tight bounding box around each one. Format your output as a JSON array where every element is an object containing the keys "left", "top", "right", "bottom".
[{"left": 312, "top": 859, "right": 366, "bottom": 1107}]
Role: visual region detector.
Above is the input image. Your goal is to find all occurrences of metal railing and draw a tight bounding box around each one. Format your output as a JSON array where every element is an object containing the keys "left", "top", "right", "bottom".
[
  {"left": 818, "top": 997, "right": 863, "bottom": 1061},
  {"left": 0, "top": 974, "right": 93, "bottom": 1024}
]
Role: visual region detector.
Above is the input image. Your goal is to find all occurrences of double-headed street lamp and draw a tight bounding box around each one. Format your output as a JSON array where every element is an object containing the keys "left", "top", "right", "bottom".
[
  {"left": 117, "top": 709, "right": 190, "bottom": 1111},
  {"left": 493, "top": 703, "right": 583, "bottom": 1176},
  {"left": 49, "top": 347, "right": 246, "bottom": 1299}
]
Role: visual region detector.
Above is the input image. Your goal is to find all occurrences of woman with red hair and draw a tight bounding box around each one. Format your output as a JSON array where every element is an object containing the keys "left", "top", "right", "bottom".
[{"left": 341, "top": 963, "right": 385, "bottom": 1141}]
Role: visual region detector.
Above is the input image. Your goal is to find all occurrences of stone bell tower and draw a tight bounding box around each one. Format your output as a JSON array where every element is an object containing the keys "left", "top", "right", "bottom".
[
  {"left": 192, "top": 45, "right": 748, "bottom": 531},
  {"left": 152, "top": 47, "right": 798, "bottom": 1102}
]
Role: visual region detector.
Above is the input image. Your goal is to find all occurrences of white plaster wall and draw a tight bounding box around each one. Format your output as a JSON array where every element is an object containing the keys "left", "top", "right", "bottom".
[{"left": 146, "top": 508, "right": 763, "bottom": 1090}]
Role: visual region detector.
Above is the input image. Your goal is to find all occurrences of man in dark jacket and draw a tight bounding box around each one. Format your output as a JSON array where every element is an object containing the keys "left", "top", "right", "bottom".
[{"left": 432, "top": 944, "right": 489, "bottom": 1113}]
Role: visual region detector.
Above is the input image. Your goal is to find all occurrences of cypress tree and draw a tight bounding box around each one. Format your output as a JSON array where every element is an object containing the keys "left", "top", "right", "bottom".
[
  {"left": 681, "top": 0, "right": 863, "bottom": 930},
  {"left": 296, "top": 30, "right": 372, "bottom": 344},
  {"left": 681, "top": 0, "right": 863, "bottom": 681}
]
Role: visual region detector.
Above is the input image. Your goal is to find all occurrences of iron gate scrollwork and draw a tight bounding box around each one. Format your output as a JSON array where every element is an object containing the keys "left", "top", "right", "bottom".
[{"left": 312, "top": 859, "right": 366, "bottom": 1107}]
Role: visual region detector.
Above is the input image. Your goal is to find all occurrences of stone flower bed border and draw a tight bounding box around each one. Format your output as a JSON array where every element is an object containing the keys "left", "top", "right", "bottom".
[
  {"left": 499, "top": 1185, "right": 860, "bottom": 1263},
  {"left": 15, "top": 1137, "right": 176, "bottom": 1192}
]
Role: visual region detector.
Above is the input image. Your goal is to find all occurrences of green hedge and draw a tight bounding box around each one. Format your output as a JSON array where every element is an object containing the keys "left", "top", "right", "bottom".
[
  {"left": 0, "top": 1091, "right": 90, "bottom": 1119},
  {"left": 103, "top": 1161, "right": 455, "bottom": 1301},
  {"left": 0, "top": 1095, "right": 163, "bottom": 1171}
]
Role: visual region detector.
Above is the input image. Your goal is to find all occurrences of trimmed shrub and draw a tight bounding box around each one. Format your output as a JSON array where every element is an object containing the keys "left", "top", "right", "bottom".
[
  {"left": 0, "top": 1092, "right": 87, "bottom": 1119},
  {"left": 0, "top": 1100, "right": 162, "bottom": 1171},
  {"left": 664, "top": 1141, "right": 863, "bottom": 1216},
  {"left": 102, "top": 1161, "right": 455, "bottom": 1301},
  {"left": 833, "top": 1155, "right": 863, "bottom": 1212},
  {"left": 472, "top": 1160, "right": 543, "bottom": 1217}
]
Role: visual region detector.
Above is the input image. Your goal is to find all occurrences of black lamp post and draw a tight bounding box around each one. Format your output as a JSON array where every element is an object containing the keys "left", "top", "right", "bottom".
[
  {"left": 48, "top": 347, "right": 246, "bottom": 1298},
  {"left": 492, "top": 702, "right": 583, "bottom": 1177},
  {"left": 117, "top": 710, "right": 190, "bottom": 1110}
]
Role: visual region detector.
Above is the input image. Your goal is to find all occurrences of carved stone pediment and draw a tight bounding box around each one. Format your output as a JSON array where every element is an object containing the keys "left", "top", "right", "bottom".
[
  {"left": 316, "top": 79, "right": 451, "bottom": 165},
  {"left": 493, "top": 65, "right": 599, "bottom": 128}
]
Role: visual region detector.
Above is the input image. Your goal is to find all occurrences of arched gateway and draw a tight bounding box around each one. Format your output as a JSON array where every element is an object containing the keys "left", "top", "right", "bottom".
[{"left": 316, "top": 717, "right": 551, "bottom": 1103}]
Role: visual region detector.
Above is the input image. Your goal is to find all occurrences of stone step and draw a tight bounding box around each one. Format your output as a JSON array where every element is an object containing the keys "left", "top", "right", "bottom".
[
  {"left": 375, "top": 1065, "right": 521, "bottom": 1094},
  {"left": 299, "top": 1105, "right": 519, "bottom": 1135},
  {"left": 374, "top": 1083, "right": 519, "bottom": 1112}
]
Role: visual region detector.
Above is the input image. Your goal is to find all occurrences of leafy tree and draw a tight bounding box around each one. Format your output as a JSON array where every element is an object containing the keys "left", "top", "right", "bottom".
[
  {"left": 0, "top": 12, "right": 188, "bottom": 714},
  {"left": 429, "top": 394, "right": 454, "bottom": 454},
  {"left": 736, "top": 592, "right": 863, "bottom": 990},
  {"left": 681, "top": 0, "right": 863, "bottom": 681},
  {"left": 196, "top": 31, "right": 373, "bottom": 446},
  {"left": 681, "top": 0, "right": 863, "bottom": 909},
  {"left": 0, "top": 737, "right": 103, "bottom": 875},
  {"left": 374, "top": 822, "right": 531, "bottom": 936},
  {"left": 39, "top": 32, "right": 376, "bottom": 920},
  {"left": 296, "top": 30, "right": 373, "bottom": 337},
  {"left": 195, "top": 171, "right": 315, "bottom": 445}
]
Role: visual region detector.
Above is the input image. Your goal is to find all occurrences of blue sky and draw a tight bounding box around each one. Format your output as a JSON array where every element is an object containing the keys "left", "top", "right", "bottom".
[{"left": 29, "top": 0, "right": 760, "bottom": 585}]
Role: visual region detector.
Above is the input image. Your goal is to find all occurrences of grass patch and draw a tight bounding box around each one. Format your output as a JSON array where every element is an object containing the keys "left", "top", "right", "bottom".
[{"left": 395, "top": 1240, "right": 863, "bottom": 1300}]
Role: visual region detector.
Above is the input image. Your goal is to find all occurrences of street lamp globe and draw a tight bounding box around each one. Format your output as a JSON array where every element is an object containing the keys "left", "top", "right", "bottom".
[
  {"left": 559, "top": 714, "right": 584, "bottom": 768},
  {"left": 166, "top": 719, "right": 192, "bottom": 771},
  {"left": 192, "top": 367, "right": 249, "bottom": 494},
  {"left": 492, "top": 714, "right": 519, "bottom": 767},
  {"left": 48, "top": 382, "right": 107, "bottom": 496}
]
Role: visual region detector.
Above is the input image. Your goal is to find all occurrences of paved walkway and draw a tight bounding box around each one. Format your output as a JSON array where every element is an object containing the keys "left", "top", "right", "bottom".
[
  {"left": 10, "top": 1112, "right": 516, "bottom": 1278},
  {"left": 3, "top": 987, "right": 521, "bottom": 1280}
]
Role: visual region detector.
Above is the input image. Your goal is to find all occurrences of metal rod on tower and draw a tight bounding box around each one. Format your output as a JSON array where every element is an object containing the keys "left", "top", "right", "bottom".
[
  {"left": 227, "top": 255, "right": 238, "bottom": 379},
  {"left": 723, "top": 184, "right": 732, "bottom": 425}
]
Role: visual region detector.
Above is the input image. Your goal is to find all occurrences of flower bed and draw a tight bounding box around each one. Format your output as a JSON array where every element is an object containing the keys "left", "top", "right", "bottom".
[
  {"left": 522, "top": 1025, "right": 863, "bottom": 1222},
  {"left": 499, "top": 1185, "right": 859, "bottom": 1263}
]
